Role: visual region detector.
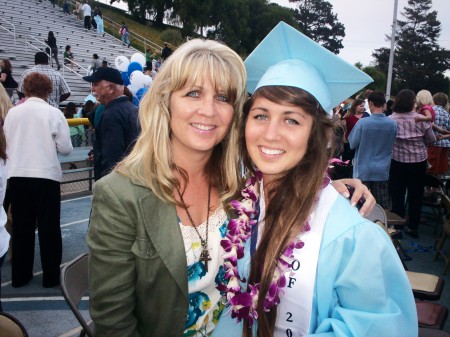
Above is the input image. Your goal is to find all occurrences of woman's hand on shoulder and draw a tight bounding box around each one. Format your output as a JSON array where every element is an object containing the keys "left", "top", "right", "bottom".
[{"left": 331, "top": 178, "right": 375, "bottom": 216}]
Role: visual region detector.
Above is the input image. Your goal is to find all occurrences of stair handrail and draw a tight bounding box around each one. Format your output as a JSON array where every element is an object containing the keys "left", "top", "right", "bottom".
[
  {"left": 62, "top": 57, "right": 89, "bottom": 79},
  {"left": 0, "top": 17, "right": 16, "bottom": 47},
  {"left": 64, "top": 0, "right": 163, "bottom": 53},
  {"left": 24, "top": 35, "right": 52, "bottom": 60},
  {"left": 102, "top": 16, "right": 162, "bottom": 53}
]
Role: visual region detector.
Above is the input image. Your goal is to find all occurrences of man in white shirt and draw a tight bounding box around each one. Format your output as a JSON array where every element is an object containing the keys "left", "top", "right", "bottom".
[{"left": 82, "top": 0, "right": 92, "bottom": 30}]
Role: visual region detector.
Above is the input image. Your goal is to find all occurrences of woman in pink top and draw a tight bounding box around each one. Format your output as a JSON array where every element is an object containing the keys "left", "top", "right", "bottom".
[{"left": 388, "top": 89, "right": 436, "bottom": 238}]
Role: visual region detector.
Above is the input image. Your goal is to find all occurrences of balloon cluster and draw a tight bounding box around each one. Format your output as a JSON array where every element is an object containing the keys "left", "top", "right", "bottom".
[{"left": 114, "top": 53, "right": 152, "bottom": 103}]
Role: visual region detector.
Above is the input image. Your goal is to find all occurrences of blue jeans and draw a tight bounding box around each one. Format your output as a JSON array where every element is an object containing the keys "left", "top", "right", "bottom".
[{"left": 122, "top": 32, "right": 130, "bottom": 45}]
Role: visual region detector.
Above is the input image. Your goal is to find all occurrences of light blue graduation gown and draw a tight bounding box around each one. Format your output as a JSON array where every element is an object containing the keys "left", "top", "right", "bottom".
[{"left": 212, "top": 194, "right": 418, "bottom": 337}]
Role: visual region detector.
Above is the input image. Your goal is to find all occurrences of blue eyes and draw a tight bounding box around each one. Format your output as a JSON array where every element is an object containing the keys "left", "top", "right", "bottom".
[
  {"left": 216, "top": 95, "right": 229, "bottom": 102},
  {"left": 253, "top": 114, "right": 299, "bottom": 125},
  {"left": 186, "top": 91, "right": 199, "bottom": 98},
  {"left": 286, "top": 118, "right": 299, "bottom": 125},
  {"left": 186, "top": 91, "right": 229, "bottom": 102}
]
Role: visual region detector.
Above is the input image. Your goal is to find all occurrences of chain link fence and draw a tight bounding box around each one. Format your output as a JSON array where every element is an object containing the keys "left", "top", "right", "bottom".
[{"left": 60, "top": 118, "right": 94, "bottom": 196}]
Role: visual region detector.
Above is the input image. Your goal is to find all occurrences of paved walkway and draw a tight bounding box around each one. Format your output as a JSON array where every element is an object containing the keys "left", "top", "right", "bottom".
[
  {"left": 1, "top": 195, "right": 449, "bottom": 335},
  {"left": 1, "top": 195, "right": 91, "bottom": 337}
]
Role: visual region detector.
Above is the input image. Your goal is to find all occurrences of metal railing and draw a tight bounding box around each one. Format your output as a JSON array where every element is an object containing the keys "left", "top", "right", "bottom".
[
  {"left": 0, "top": 17, "right": 16, "bottom": 47},
  {"left": 63, "top": 57, "right": 89, "bottom": 78},
  {"left": 24, "top": 34, "right": 52, "bottom": 60},
  {"left": 63, "top": 0, "right": 162, "bottom": 54},
  {"left": 102, "top": 16, "right": 162, "bottom": 53}
]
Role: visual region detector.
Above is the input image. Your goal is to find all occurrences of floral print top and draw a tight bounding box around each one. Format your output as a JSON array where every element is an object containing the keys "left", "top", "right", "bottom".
[{"left": 179, "top": 204, "right": 228, "bottom": 337}]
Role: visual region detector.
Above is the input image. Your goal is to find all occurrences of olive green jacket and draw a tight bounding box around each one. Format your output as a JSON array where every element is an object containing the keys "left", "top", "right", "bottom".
[{"left": 87, "top": 171, "right": 188, "bottom": 337}]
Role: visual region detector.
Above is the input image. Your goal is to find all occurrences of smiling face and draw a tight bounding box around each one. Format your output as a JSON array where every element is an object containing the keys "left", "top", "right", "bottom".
[
  {"left": 356, "top": 102, "right": 365, "bottom": 114},
  {"left": 245, "top": 96, "right": 313, "bottom": 183},
  {"left": 169, "top": 76, "right": 235, "bottom": 161}
]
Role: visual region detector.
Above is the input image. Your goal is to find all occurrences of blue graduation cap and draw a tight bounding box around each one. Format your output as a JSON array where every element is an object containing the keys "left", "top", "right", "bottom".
[{"left": 245, "top": 22, "right": 373, "bottom": 112}]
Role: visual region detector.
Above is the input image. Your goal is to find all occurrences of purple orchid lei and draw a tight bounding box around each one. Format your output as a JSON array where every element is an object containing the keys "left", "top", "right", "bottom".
[{"left": 218, "top": 171, "right": 330, "bottom": 327}]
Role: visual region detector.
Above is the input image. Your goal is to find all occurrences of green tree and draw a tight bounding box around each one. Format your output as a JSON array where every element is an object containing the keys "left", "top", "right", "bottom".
[
  {"left": 206, "top": 0, "right": 251, "bottom": 55},
  {"left": 171, "top": 0, "right": 214, "bottom": 37},
  {"left": 362, "top": 66, "right": 387, "bottom": 93},
  {"left": 243, "top": 1, "right": 298, "bottom": 54},
  {"left": 120, "top": 0, "right": 172, "bottom": 27},
  {"left": 373, "top": 0, "right": 450, "bottom": 94},
  {"left": 288, "top": 0, "right": 345, "bottom": 54}
]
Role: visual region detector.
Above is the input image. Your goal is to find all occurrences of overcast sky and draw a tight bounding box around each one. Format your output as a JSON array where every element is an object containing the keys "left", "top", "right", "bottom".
[
  {"left": 100, "top": 0, "right": 449, "bottom": 73},
  {"left": 272, "top": 0, "right": 450, "bottom": 68}
]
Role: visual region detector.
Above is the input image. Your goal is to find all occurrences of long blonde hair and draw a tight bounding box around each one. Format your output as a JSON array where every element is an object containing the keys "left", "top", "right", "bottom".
[
  {"left": 0, "top": 85, "right": 12, "bottom": 120},
  {"left": 241, "top": 86, "right": 334, "bottom": 337},
  {"left": 116, "top": 39, "right": 247, "bottom": 204}
]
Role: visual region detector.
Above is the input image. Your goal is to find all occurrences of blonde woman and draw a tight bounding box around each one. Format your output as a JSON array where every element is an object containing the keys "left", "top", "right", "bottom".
[
  {"left": 88, "top": 38, "right": 374, "bottom": 337},
  {"left": 0, "top": 85, "right": 12, "bottom": 120},
  {"left": 88, "top": 38, "right": 248, "bottom": 337}
]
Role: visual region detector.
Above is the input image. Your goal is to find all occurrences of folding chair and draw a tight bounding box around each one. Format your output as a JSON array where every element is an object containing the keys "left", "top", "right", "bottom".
[
  {"left": 60, "top": 253, "right": 94, "bottom": 337},
  {"left": 365, "top": 204, "right": 410, "bottom": 265},
  {"left": 416, "top": 299, "right": 448, "bottom": 330},
  {"left": 406, "top": 271, "right": 445, "bottom": 301},
  {"left": 433, "top": 221, "right": 450, "bottom": 275},
  {"left": 422, "top": 174, "right": 445, "bottom": 233},
  {"left": 0, "top": 312, "right": 29, "bottom": 337}
]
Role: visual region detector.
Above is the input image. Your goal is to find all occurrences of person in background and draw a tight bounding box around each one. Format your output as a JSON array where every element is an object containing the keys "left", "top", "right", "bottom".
[
  {"left": 93, "top": 11, "right": 104, "bottom": 37},
  {"left": 82, "top": 0, "right": 92, "bottom": 30},
  {"left": 213, "top": 22, "right": 416, "bottom": 337},
  {"left": 45, "top": 31, "right": 60, "bottom": 71},
  {"left": 63, "top": 0, "right": 71, "bottom": 14},
  {"left": 4, "top": 72, "right": 72, "bottom": 288},
  {"left": 101, "top": 60, "right": 108, "bottom": 68},
  {"left": 17, "top": 52, "right": 71, "bottom": 108},
  {"left": 161, "top": 42, "right": 172, "bottom": 61},
  {"left": 348, "top": 91, "right": 397, "bottom": 208},
  {"left": 120, "top": 22, "right": 130, "bottom": 48},
  {"left": 0, "top": 59, "right": 18, "bottom": 100},
  {"left": 145, "top": 48, "right": 153, "bottom": 71},
  {"left": 63, "top": 45, "right": 80, "bottom": 70},
  {"left": 384, "top": 99, "right": 394, "bottom": 116},
  {"left": 64, "top": 102, "right": 86, "bottom": 148},
  {"left": 415, "top": 89, "right": 435, "bottom": 123},
  {"left": 82, "top": 67, "right": 139, "bottom": 180},
  {"left": 428, "top": 92, "right": 450, "bottom": 177},
  {"left": 342, "top": 98, "right": 369, "bottom": 163},
  {"left": 87, "top": 37, "right": 375, "bottom": 337},
  {"left": 74, "top": 1, "right": 83, "bottom": 21},
  {"left": 91, "top": 53, "right": 102, "bottom": 73},
  {"left": 389, "top": 89, "right": 436, "bottom": 239}
]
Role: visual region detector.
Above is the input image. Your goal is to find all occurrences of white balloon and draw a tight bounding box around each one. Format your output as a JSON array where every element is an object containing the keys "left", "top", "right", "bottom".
[
  {"left": 143, "top": 75, "right": 152, "bottom": 88},
  {"left": 127, "top": 83, "right": 137, "bottom": 95},
  {"left": 130, "top": 53, "right": 146, "bottom": 67},
  {"left": 115, "top": 55, "right": 130, "bottom": 72},
  {"left": 130, "top": 70, "right": 146, "bottom": 89}
]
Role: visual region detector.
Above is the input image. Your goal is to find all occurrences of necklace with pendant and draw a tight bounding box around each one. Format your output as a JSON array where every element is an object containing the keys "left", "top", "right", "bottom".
[{"left": 176, "top": 183, "right": 212, "bottom": 272}]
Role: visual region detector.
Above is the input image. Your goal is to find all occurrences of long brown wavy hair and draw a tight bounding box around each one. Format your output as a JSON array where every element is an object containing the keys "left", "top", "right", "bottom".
[{"left": 240, "top": 86, "right": 335, "bottom": 337}]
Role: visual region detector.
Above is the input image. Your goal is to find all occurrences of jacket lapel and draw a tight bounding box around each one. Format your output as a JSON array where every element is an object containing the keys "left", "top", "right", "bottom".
[{"left": 138, "top": 192, "right": 189, "bottom": 300}]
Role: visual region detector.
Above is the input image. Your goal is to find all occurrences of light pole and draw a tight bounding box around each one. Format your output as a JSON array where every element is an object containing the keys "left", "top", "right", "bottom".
[{"left": 386, "top": 0, "right": 399, "bottom": 100}]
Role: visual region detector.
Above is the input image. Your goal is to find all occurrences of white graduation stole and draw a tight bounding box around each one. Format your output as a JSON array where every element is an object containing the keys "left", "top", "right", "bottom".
[{"left": 273, "top": 185, "right": 338, "bottom": 336}]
